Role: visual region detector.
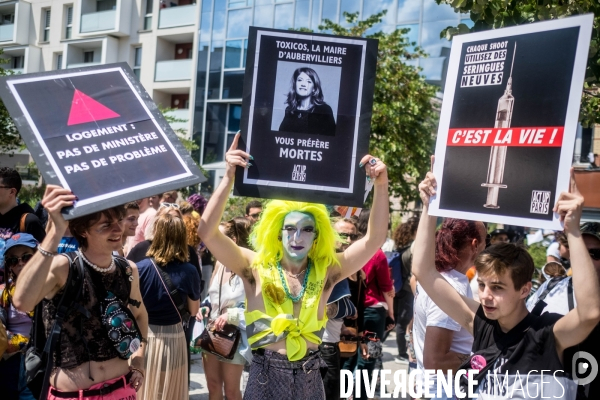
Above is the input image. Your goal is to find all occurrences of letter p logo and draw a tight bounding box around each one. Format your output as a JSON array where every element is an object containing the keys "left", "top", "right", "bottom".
[{"left": 572, "top": 351, "right": 598, "bottom": 386}]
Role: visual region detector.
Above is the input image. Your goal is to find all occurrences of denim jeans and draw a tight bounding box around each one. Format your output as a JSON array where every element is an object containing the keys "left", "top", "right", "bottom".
[{"left": 319, "top": 342, "right": 340, "bottom": 400}]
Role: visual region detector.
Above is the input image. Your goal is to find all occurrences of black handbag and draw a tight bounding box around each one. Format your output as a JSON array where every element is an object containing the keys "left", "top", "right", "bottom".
[{"left": 195, "top": 265, "right": 241, "bottom": 360}]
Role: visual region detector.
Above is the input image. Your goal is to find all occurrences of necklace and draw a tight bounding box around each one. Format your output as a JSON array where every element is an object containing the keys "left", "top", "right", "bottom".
[
  {"left": 80, "top": 251, "right": 116, "bottom": 274},
  {"left": 277, "top": 260, "right": 311, "bottom": 303},
  {"left": 285, "top": 267, "right": 306, "bottom": 279}
]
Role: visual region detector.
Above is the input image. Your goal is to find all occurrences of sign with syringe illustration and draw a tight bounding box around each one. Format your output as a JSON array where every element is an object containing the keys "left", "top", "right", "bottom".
[{"left": 429, "top": 15, "right": 593, "bottom": 230}]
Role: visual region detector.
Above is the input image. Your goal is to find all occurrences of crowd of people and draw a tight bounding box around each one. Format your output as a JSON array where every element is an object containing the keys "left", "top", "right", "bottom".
[{"left": 0, "top": 135, "right": 599, "bottom": 400}]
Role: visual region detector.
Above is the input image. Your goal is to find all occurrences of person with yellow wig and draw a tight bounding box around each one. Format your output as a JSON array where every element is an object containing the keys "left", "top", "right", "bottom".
[{"left": 198, "top": 133, "right": 389, "bottom": 399}]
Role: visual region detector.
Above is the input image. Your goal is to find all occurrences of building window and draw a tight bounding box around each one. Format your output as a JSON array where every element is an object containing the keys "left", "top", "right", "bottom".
[
  {"left": 56, "top": 54, "right": 63, "bottom": 70},
  {"left": 133, "top": 47, "right": 142, "bottom": 78},
  {"left": 144, "top": 0, "right": 153, "bottom": 30},
  {"left": 43, "top": 9, "right": 51, "bottom": 42},
  {"left": 84, "top": 51, "right": 94, "bottom": 63},
  {"left": 2, "top": 13, "right": 14, "bottom": 24},
  {"left": 97, "top": 0, "right": 117, "bottom": 12},
  {"left": 65, "top": 6, "right": 73, "bottom": 39},
  {"left": 12, "top": 56, "right": 24, "bottom": 69}
]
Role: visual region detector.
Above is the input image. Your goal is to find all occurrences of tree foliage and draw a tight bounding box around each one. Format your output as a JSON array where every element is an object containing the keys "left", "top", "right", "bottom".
[
  {"left": 298, "top": 12, "right": 438, "bottom": 206},
  {"left": 0, "top": 50, "right": 22, "bottom": 154},
  {"left": 436, "top": 0, "right": 600, "bottom": 127}
]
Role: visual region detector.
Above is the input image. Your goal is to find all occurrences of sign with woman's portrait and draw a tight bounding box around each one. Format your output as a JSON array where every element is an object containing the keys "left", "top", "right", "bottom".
[{"left": 235, "top": 27, "right": 378, "bottom": 206}]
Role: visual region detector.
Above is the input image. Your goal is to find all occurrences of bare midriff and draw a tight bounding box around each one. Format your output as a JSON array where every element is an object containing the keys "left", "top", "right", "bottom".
[{"left": 50, "top": 358, "right": 130, "bottom": 391}]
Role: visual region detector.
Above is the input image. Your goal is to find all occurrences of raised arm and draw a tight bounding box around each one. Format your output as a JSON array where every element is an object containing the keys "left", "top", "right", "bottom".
[
  {"left": 411, "top": 165, "right": 479, "bottom": 335},
  {"left": 13, "top": 185, "right": 75, "bottom": 312},
  {"left": 197, "top": 133, "right": 255, "bottom": 277},
  {"left": 553, "top": 169, "right": 600, "bottom": 355},
  {"left": 335, "top": 156, "right": 389, "bottom": 280}
]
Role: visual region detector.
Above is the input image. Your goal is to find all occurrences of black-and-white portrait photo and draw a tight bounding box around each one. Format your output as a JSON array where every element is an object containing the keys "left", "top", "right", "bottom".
[{"left": 271, "top": 62, "right": 341, "bottom": 136}]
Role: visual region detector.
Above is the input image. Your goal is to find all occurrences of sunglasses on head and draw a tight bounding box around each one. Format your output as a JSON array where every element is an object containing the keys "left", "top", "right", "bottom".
[
  {"left": 5, "top": 253, "right": 34, "bottom": 267},
  {"left": 338, "top": 232, "right": 359, "bottom": 241},
  {"left": 589, "top": 248, "right": 600, "bottom": 261},
  {"left": 159, "top": 202, "right": 179, "bottom": 209}
]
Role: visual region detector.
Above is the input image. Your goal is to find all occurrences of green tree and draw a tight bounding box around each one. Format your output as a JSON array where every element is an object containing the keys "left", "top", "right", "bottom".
[
  {"left": 0, "top": 49, "right": 22, "bottom": 154},
  {"left": 436, "top": 0, "right": 600, "bottom": 127},
  {"left": 299, "top": 12, "right": 439, "bottom": 206}
]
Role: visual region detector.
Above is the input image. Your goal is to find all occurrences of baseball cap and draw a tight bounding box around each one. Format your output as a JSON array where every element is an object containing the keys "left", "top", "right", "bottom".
[
  {"left": 4, "top": 233, "right": 38, "bottom": 254},
  {"left": 581, "top": 222, "right": 600, "bottom": 243}
]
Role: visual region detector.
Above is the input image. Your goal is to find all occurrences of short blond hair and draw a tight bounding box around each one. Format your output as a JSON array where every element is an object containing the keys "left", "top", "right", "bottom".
[{"left": 147, "top": 213, "right": 189, "bottom": 264}]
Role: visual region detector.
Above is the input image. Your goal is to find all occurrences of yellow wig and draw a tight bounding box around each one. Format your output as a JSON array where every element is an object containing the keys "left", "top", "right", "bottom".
[{"left": 250, "top": 200, "right": 340, "bottom": 271}]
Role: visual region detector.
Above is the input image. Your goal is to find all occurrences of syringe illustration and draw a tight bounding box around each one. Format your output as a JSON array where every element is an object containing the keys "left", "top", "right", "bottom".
[{"left": 481, "top": 43, "right": 516, "bottom": 209}]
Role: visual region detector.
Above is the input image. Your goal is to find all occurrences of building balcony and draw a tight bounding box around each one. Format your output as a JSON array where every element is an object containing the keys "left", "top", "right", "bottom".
[
  {"left": 155, "top": 59, "right": 193, "bottom": 82},
  {"left": 78, "top": 0, "right": 131, "bottom": 37},
  {"left": 2, "top": 46, "right": 41, "bottom": 74},
  {"left": 158, "top": 4, "right": 197, "bottom": 29},
  {"left": 63, "top": 37, "right": 119, "bottom": 69},
  {"left": 0, "top": 23, "right": 14, "bottom": 42},
  {"left": 80, "top": 10, "right": 116, "bottom": 33},
  {"left": 0, "top": 1, "right": 30, "bottom": 45}
]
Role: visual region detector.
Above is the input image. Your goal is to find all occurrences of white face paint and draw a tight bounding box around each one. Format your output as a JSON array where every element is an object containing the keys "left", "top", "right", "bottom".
[{"left": 281, "top": 211, "right": 316, "bottom": 262}]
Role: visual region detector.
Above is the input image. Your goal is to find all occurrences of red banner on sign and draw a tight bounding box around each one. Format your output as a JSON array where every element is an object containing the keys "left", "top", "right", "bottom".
[{"left": 447, "top": 127, "right": 564, "bottom": 147}]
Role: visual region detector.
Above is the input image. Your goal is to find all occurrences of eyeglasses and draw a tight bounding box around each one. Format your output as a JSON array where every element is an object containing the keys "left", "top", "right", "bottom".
[
  {"left": 589, "top": 249, "right": 600, "bottom": 261},
  {"left": 159, "top": 203, "right": 180, "bottom": 209},
  {"left": 338, "top": 232, "right": 359, "bottom": 241},
  {"left": 249, "top": 213, "right": 261, "bottom": 219},
  {"left": 5, "top": 253, "right": 34, "bottom": 267}
]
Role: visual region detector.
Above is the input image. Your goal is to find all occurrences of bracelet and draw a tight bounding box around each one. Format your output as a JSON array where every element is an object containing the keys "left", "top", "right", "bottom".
[
  {"left": 130, "top": 367, "right": 145, "bottom": 378},
  {"left": 38, "top": 245, "right": 57, "bottom": 257}
]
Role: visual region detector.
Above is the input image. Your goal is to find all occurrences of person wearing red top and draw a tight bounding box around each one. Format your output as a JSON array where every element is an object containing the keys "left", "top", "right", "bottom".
[{"left": 353, "top": 210, "right": 395, "bottom": 400}]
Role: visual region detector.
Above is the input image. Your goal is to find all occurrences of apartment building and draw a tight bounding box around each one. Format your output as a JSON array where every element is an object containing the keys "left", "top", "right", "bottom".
[{"left": 0, "top": 0, "right": 198, "bottom": 172}]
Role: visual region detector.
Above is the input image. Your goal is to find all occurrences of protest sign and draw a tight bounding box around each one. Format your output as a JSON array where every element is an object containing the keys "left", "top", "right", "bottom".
[
  {"left": 0, "top": 63, "right": 205, "bottom": 219},
  {"left": 428, "top": 15, "right": 593, "bottom": 230},
  {"left": 234, "top": 27, "right": 378, "bottom": 206}
]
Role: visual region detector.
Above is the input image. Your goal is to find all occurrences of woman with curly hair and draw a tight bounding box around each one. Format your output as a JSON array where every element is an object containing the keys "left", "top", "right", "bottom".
[
  {"left": 198, "top": 133, "right": 389, "bottom": 399},
  {"left": 197, "top": 216, "right": 252, "bottom": 400}
]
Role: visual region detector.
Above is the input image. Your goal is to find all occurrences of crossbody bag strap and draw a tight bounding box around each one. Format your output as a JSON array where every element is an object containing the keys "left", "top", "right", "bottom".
[
  {"left": 150, "top": 259, "right": 186, "bottom": 323},
  {"left": 353, "top": 273, "right": 362, "bottom": 331},
  {"left": 218, "top": 264, "right": 226, "bottom": 315},
  {"left": 567, "top": 277, "right": 575, "bottom": 311}
]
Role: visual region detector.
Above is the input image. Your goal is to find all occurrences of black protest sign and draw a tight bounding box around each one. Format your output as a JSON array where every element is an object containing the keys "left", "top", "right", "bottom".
[
  {"left": 429, "top": 15, "right": 593, "bottom": 230},
  {"left": 0, "top": 63, "right": 205, "bottom": 219},
  {"left": 234, "top": 27, "right": 378, "bottom": 206}
]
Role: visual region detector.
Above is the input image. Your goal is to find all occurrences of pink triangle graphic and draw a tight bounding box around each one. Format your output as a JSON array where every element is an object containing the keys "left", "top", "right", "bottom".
[{"left": 67, "top": 89, "right": 120, "bottom": 126}]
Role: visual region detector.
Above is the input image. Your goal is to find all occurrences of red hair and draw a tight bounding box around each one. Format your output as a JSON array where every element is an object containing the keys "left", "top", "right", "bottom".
[{"left": 435, "top": 218, "right": 482, "bottom": 272}]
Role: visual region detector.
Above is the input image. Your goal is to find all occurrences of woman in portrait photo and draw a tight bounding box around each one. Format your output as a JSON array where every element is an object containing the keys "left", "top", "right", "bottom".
[{"left": 278, "top": 67, "right": 337, "bottom": 136}]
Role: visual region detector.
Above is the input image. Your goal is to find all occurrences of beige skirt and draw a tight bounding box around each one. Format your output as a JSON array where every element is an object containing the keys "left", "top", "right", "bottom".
[{"left": 138, "top": 323, "right": 188, "bottom": 400}]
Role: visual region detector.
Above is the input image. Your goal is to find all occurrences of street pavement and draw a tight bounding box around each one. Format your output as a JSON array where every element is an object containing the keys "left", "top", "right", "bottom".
[{"left": 189, "top": 331, "right": 410, "bottom": 399}]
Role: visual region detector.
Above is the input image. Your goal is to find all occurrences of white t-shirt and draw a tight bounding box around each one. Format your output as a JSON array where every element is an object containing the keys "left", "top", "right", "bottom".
[
  {"left": 322, "top": 318, "right": 344, "bottom": 343},
  {"left": 470, "top": 272, "right": 480, "bottom": 302},
  {"left": 546, "top": 241, "right": 560, "bottom": 259},
  {"left": 526, "top": 276, "right": 576, "bottom": 316},
  {"left": 413, "top": 268, "right": 474, "bottom": 399}
]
